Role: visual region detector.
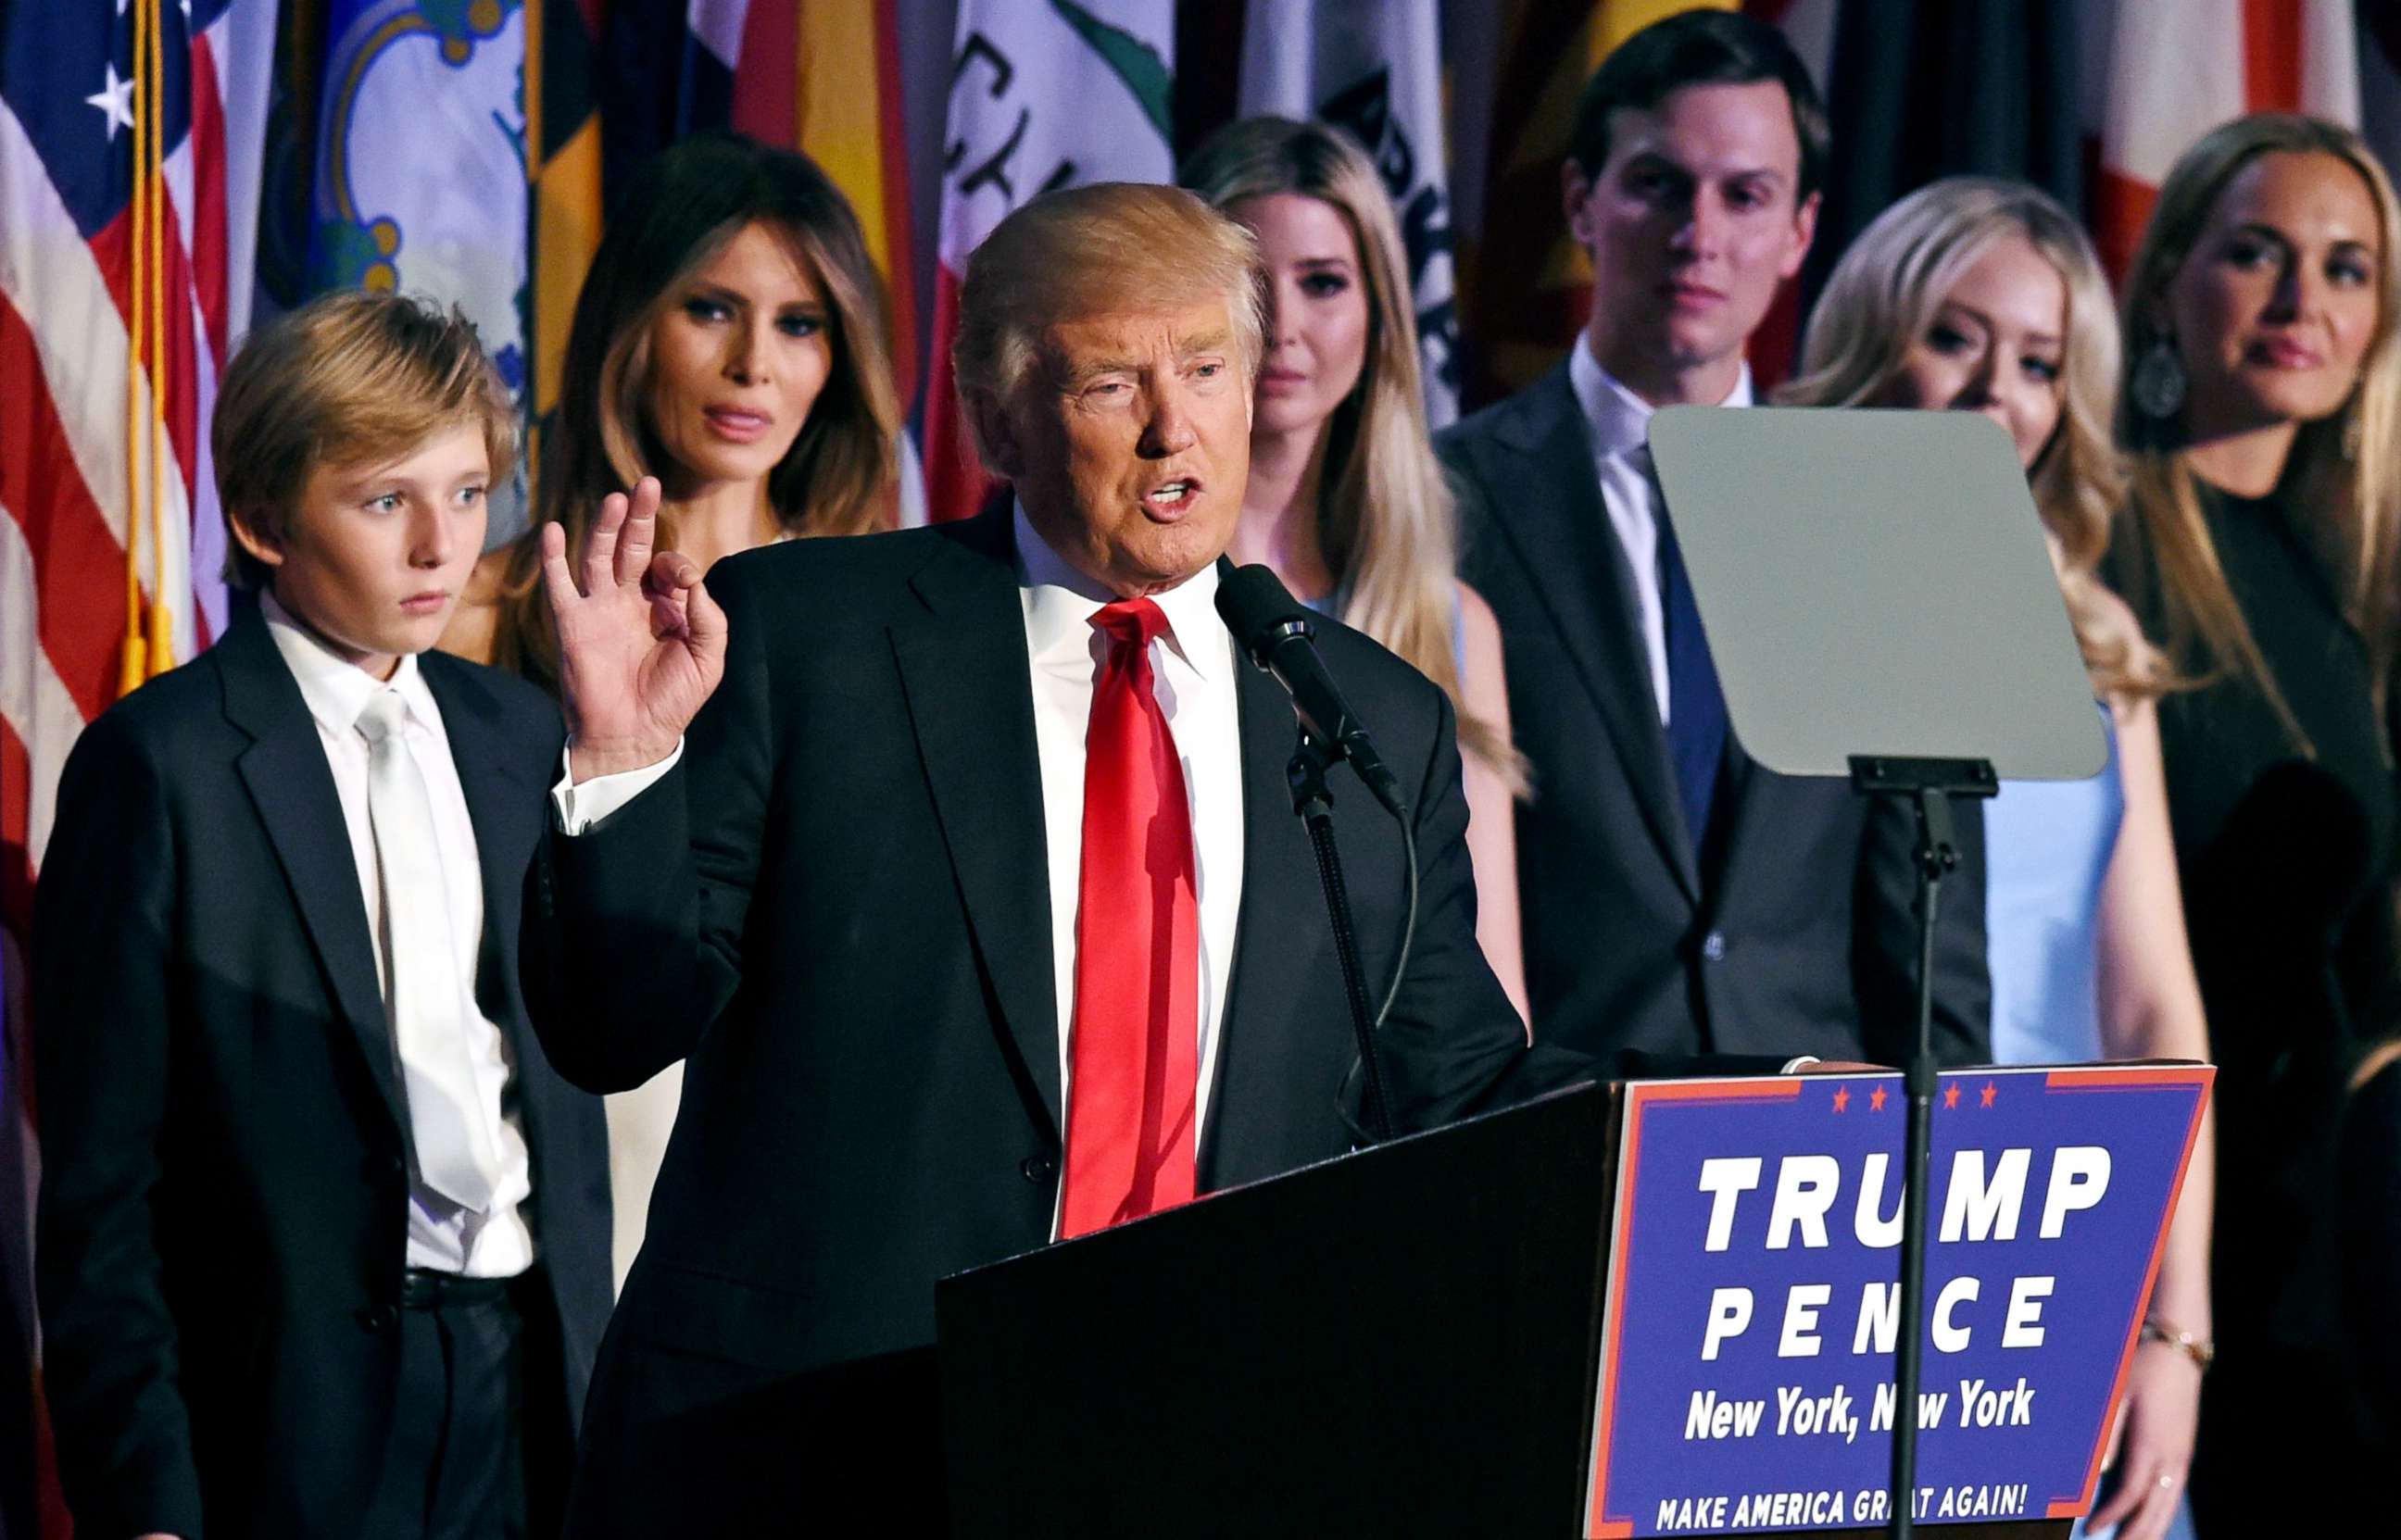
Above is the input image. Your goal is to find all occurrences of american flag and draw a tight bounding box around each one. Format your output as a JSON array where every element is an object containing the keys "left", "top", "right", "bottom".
[
  {"left": 1, "top": 1, "right": 273, "bottom": 1526},
  {"left": 1, "top": 0, "right": 274, "bottom": 937}
]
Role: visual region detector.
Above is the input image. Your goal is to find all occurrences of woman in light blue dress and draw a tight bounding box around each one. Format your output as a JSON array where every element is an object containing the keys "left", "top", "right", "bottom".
[{"left": 1783, "top": 180, "right": 2214, "bottom": 1540}]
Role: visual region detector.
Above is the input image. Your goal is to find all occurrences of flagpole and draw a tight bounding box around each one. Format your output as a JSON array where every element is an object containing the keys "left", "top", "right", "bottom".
[{"left": 144, "top": 0, "right": 172, "bottom": 682}]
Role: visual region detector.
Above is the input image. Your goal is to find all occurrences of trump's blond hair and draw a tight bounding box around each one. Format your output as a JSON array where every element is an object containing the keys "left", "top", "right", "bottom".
[{"left": 951, "top": 182, "right": 1265, "bottom": 466}]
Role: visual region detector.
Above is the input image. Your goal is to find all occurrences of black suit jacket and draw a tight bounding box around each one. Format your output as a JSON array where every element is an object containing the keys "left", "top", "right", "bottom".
[
  {"left": 524, "top": 509, "right": 1603, "bottom": 1529},
  {"left": 1438, "top": 365, "right": 1990, "bottom": 1066},
  {"left": 31, "top": 609, "right": 613, "bottom": 1540}
]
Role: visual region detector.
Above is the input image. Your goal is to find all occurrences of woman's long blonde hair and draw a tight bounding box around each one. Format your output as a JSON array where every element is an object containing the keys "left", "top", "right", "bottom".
[
  {"left": 1781, "top": 176, "right": 2157, "bottom": 700},
  {"left": 492, "top": 134, "right": 901, "bottom": 689},
  {"left": 2116, "top": 114, "right": 2401, "bottom": 744},
  {"left": 1181, "top": 117, "right": 1525, "bottom": 792}
]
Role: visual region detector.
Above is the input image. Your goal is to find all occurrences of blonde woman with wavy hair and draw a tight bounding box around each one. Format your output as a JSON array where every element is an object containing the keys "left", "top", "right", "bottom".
[
  {"left": 1182, "top": 117, "right": 1530, "bottom": 1020},
  {"left": 1788, "top": 179, "right": 2148, "bottom": 694},
  {"left": 1784, "top": 176, "right": 2211, "bottom": 1540},
  {"left": 2106, "top": 114, "right": 2401, "bottom": 1534}
]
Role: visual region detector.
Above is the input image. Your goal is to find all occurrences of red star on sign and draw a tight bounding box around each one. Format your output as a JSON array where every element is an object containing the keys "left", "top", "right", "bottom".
[
  {"left": 1943, "top": 1084, "right": 1961, "bottom": 1110},
  {"left": 1868, "top": 1085, "right": 1889, "bottom": 1112},
  {"left": 1980, "top": 1082, "right": 1997, "bottom": 1108},
  {"left": 1832, "top": 1086, "right": 1851, "bottom": 1113}
]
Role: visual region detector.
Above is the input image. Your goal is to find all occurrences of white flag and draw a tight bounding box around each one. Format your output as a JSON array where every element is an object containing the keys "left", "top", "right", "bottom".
[
  {"left": 1239, "top": 0, "right": 1460, "bottom": 426},
  {"left": 921, "top": 0, "right": 1176, "bottom": 521},
  {"left": 2091, "top": 0, "right": 2357, "bottom": 279}
]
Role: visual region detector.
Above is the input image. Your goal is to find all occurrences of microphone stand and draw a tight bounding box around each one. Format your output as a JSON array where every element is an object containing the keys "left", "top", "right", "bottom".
[
  {"left": 1288, "top": 730, "right": 1395, "bottom": 1145},
  {"left": 1849, "top": 754, "right": 1995, "bottom": 1540}
]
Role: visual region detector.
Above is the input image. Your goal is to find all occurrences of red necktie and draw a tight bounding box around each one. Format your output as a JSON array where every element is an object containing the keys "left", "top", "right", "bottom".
[{"left": 1059, "top": 598, "right": 1200, "bottom": 1238}]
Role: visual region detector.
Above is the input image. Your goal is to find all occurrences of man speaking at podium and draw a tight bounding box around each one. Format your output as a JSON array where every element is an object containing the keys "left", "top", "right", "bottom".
[{"left": 522, "top": 183, "right": 1653, "bottom": 1531}]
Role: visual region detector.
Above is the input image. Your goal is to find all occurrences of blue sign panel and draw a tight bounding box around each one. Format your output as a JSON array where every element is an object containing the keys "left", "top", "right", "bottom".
[{"left": 1583, "top": 1065, "right": 2210, "bottom": 1535}]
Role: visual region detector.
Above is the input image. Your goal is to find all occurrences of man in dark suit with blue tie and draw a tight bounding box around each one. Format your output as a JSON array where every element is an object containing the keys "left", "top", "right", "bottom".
[{"left": 1438, "top": 10, "right": 1990, "bottom": 1066}]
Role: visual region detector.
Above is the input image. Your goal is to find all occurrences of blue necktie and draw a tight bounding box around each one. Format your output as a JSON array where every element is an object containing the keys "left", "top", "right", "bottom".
[{"left": 1655, "top": 498, "right": 1728, "bottom": 855}]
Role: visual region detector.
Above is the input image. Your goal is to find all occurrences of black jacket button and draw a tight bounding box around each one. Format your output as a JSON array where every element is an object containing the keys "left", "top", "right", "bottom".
[
  {"left": 356, "top": 1304, "right": 398, "bottom": 1335},
  {"left": 1021, "top": 1154, "right": 1057, "bottom": 1184}
]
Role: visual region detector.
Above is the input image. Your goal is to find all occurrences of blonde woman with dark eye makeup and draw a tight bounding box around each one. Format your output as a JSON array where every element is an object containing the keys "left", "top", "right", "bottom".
[
  {"left": 1181, "top": 117, "right": 1531, "bottom": 1025},
  {"left": 1784, "top": 177, "right": 2210, "bottom": 1540}
]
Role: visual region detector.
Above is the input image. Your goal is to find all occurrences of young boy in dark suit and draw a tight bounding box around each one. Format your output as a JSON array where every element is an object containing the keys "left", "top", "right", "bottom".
[{"left": 31, "top": 292, "right": 611, "bottom": 1540}]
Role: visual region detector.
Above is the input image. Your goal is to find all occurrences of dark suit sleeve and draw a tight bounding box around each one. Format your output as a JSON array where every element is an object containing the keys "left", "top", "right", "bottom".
[
  {"left": 1852, "top": 792, "right": 1992, "bottom": 1067},
  {"left": 522, "top": 563, "right": 777, "bottom": 1093},
  {"left": 31, "top": 713, "right": 204, "bottom": 1538}
]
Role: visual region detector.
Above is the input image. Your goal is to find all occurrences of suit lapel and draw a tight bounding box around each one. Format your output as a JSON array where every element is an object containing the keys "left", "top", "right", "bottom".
[
  {"left": 888, "top": 513, "right": 1063, "bottom": 1140},
  {"left": 219, "top": 612, "right": 408, "bottom": 1132},
  {"left": 1489, "top": 367, "right": 1698, "bottom": 897},
  {"left": 1199, "top": 645, "right": 1322, "bottom": 1182}
]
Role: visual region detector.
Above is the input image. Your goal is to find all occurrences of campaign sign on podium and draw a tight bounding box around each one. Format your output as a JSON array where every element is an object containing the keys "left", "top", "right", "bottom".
[{"left": 1583, "top": 1064, "right": 2211, "bottom": 1537}]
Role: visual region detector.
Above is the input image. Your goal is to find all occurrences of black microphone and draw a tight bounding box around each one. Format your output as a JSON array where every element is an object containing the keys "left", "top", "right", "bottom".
[{"left": 1214, "top": 563, "right": 1411, "bottom": 821}]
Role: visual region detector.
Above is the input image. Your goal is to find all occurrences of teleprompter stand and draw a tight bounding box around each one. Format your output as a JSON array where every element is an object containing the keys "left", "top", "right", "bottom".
[
  {"left": 1647, "top": 407, "right": 2109, "bottom": 1540},
  {"left": 1849, "top": 756, "right": 2001, "bottom": 1537}
]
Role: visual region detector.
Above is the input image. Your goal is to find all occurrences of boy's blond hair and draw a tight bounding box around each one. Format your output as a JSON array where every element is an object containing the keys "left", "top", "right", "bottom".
[{"left": 212, "top": 291, "right": 519, "bottom": 589}]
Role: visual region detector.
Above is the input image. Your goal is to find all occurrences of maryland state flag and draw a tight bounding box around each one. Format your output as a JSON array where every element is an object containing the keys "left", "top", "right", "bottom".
[
  {"left": 1456, "top": 1, "right": 1741, "bottom": 406},
  {"left": 721, "top": 0, "right": 923, "bottom": 526},
  {"left": 525, "top": 0, "right": 603, "bottom": 470},
  {"left": 524, "top": 0, "right": 923, "bottom": 527}
]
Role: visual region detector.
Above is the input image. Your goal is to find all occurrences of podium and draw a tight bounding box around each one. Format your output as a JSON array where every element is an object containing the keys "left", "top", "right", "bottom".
[
  {"left": 941, "top": 1083, "right": 1631, "bottom": 1534},
  {"left": 938, "top": 1067, "right": 2207, "bottom": 1537}
]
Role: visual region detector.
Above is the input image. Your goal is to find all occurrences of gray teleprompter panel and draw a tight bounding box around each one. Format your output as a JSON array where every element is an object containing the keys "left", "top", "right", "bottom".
[{"left": 1646, "top": 405, "right": 2106, "bottom": 783}]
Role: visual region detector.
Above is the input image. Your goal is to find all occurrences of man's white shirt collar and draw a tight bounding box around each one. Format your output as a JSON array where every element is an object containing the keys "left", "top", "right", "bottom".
[
  {"left": 1012, "top": 500, "right": 1226, "bottom": 680},
  {"left": 1567, "top": 336, "right": 1754, "bottom": 459}
]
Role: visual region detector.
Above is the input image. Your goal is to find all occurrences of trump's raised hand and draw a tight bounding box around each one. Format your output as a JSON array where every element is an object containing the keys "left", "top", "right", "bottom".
[{"left": 542, "top": 477, "right": 727, "bottom": 782}]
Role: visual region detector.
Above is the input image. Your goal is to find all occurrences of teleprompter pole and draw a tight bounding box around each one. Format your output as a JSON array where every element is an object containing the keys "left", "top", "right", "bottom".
[{"left": 1848, "top": 756, "right": 1997, "bottom": 1540}]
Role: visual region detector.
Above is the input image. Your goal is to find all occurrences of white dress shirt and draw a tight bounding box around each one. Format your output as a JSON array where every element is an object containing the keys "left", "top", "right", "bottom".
[
  {"left": 550, "top": 510, "right": 1250, "bottom": 1175},
  {"left": 263, "top": 594, "right": 535, "bottom": 1277},
  {"left": 1012, "top": 504, "right": 1246, "bottom": 1142},
  {"left": 1566, "top": 338, "right": 1753, "bottom": 726}
]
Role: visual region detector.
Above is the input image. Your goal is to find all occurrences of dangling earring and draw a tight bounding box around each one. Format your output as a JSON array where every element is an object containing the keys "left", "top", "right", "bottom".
[
  {"left": 2131, "top": 336, "right": 2188, "bottom": 419},
  {"left": 2343, "top": 405, "right": 2364, "bottom": 461}
]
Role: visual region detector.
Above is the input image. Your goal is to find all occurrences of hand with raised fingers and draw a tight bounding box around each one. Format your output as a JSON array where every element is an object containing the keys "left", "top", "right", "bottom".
[{"left": 541, "top": 476, "right": 728, "bottom": 782}]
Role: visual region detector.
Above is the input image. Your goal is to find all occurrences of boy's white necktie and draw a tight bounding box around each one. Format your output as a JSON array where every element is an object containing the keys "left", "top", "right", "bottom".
[{"left": 356, "top": 689, "right": 500, "bottom": 1212}]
